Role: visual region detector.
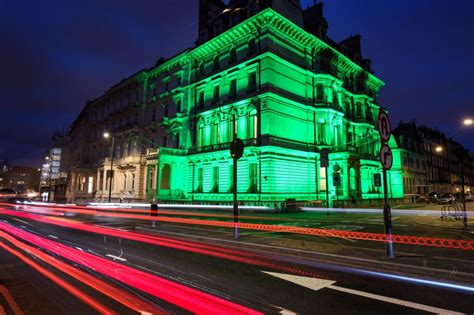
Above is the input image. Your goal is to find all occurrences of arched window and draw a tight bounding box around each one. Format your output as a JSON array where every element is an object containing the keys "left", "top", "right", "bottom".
[
  {"left": 197, "top": 119, "right": 205, "bottom": 147},
  {"left": 247, "top": 109, "right": 258, "bottom": 139},
  {"left": 211, "top": 116, "right": 221, "bottom": 145}
]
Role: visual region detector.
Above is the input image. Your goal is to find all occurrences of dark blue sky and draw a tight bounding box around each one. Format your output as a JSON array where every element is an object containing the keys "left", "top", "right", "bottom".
[{"left": 1, "top": 0, "right": 473, "bottom": 167}]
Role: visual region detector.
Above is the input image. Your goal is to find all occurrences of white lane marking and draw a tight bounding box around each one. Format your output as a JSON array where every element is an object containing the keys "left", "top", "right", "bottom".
[
  {"left": 13, "top": 218, "right": 30, "bottom": 225},
  {"left": 327, "top": 285, "right": 462, "bottom": 315},
  {"left": 106, "top": 254, "right": 127, "bottom": 262},
  {"left": 271, "top": 305, "right": 298, "bottom": 315},
  {"left": 263, "top": 271, "right": 463, "bottom": 315},
  {"left": 48, "top": 235, "right": 58, "bottom": 239},
  {"left": 263, "top": 272, "right": 335, "bottom": 290}
]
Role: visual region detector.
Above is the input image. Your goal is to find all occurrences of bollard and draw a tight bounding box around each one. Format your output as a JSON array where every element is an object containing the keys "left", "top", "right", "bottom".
[{"left": 150, "top": 203, "right": 158, "bottom": 227}]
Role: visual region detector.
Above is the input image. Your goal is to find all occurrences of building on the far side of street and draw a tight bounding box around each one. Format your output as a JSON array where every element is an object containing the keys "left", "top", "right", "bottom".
[
  {"left": 40, "top": 132, "right": 69, "bottom": 201},
  {"left": 0, "top": 165, "right": 41, "bottom": 194},
  {"left": 393, "top": 122, "right": 473, "bottom": 198}
]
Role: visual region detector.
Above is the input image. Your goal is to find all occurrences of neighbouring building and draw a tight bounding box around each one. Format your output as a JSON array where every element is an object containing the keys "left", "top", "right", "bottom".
[
  {"left": 40, "top": 132, "right": 69, "bottom": 201},
  {"left": 0, "top": 165, "right": 40, "bottom": 194},
  {"left": 393, "top": 122, "right": 473, "bottom": 197},
  {"left": 63, "top": 0, "right": 407, "bottom": 205}
]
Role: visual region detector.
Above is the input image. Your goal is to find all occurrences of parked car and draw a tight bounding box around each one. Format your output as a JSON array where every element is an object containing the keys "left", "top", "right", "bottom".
[
  {"left": 437, "top": 193, "right": 456, "bottom": 205},
  {"left": 455, "top": 192, "right": 473, "bottom": 202},
  {"left": 422, "top": 191, "right": 438, "bottom": 204}
]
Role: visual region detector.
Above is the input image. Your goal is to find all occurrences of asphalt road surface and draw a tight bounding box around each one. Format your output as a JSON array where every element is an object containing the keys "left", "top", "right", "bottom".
[{"left": 0, "top": 203, "right": 473, "bottom": 314}]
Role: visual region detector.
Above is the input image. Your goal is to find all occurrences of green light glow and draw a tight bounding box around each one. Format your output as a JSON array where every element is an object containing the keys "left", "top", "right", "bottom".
[{"left": 138, "top": 7, "right": 404, "bottom": 204}]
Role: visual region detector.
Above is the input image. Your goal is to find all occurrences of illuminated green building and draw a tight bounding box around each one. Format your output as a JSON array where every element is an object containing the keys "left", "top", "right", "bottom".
[{"left": 141, "top": 0, "right": 404, "bottom": 205}]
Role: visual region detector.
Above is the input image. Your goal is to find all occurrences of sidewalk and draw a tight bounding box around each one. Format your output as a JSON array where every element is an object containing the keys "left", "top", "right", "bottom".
[{"left": 136, "top": 221, "right": 474, "bottom": 288}]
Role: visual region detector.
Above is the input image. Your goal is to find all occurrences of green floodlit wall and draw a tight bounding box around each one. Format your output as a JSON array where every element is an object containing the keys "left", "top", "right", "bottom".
[{"left": 148, "top": 8, "right": 404, "bottom": 204}]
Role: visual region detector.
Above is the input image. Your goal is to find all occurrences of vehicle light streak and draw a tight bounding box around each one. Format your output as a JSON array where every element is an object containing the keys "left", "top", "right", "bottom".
[
  {"left": 0, "top": 223, "right": 263, "bottom": 315},
  {"left": 1, "top": 206, "right": 473, "bottom": 251},
  {"left": 0, "top": 238, "right": 115, "bottom": 314},
  {"left": 0, "top": 210, "right": 325, "bottom": 279},
  {"left": 2, "top": 209, "right": 474, "bottom": 295},
  {"left": 1, "top": 202, "right": 294, "bottom": 223},
  {"left": 0, "top": 231, "right": 163, "bottom": 314},
  {"left": 0, "top": 285, "right": 24, "bottom": 315}
]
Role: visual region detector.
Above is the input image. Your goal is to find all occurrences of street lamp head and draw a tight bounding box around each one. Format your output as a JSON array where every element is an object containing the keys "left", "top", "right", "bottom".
[
  {"left": 463, "top": 118, "right": 473, "bottom": 126},
  {"left": 435, "top": 146, "right": 443, "bottom": 153},
  {"left": 103, "top": 132, "right": 110, "bottom": 139},
  {"left": 45, "top": 156, "right": 50, "bottom": 160}
]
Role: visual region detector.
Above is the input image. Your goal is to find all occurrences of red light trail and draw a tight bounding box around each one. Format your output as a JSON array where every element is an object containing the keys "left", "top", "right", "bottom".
[
  {"left": 0, "top": 222, "right": 263, "bottom": 315},
  {"left": 2, "top": 205, "right": 473, "bottom": 251},
  {"left": 0, "top": 231, "right": 164, "bottom": 314},
  {"left": 0, "top": 238, "right": 115, "bottom": 314}
]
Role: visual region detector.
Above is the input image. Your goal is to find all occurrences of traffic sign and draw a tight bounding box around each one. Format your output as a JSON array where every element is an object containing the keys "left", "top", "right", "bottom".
[
  {"left": 374, "top": 173, "right": 382, "bottom": 187},
  {"left": 230, "top": 138, "right": 244, "bottom": 159},
  {"left": 320, "top": 149, "right": 329, "bottom": 167},
  {"left": 379, "top": 144, "right": 393, "bottom": 170},
  {"left": 377, "top": 110, "right": 391, "bottom": 142}
]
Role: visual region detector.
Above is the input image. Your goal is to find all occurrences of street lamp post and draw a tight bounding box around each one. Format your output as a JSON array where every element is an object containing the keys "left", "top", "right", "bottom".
[
  {"left": 104, "top": 132, "right": 115, "bottom": 203},
  {"left": 37, "top": 168, "right": 41, "bottom": 197}
]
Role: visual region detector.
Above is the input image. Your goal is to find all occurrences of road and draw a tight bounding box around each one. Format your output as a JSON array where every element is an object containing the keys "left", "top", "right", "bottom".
[{"left": 0, "top": 203, "right": 473, "bottom": 314}]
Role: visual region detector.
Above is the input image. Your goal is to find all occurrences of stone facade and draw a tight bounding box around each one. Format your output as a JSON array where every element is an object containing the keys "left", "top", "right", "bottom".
[{"left": 63, "top": 1, "right": 407, "bottom": 205}]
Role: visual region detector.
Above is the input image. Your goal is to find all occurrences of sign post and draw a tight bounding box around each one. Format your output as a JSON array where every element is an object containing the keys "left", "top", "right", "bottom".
[
  {"left": 230, "top": 114, "right": 244, "bottom": 239},
  {"left": 378, "top": 110, "right": 394, "bottom": 259}
]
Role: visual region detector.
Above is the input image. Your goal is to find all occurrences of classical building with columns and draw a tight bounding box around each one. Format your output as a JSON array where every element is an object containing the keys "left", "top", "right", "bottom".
[{"left": 63, "top": 0, "right": 406, "bottom": 204}]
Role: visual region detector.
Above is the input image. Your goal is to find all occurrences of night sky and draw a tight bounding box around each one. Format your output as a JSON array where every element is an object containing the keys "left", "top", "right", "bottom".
[{"left": 1, "top": 0, "right": 473, "bottom": 167}]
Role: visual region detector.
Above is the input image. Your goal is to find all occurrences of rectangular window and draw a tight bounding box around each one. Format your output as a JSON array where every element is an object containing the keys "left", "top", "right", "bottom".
[
  {"left": 212, "top": 166, "right": 219, "bottom": 193},
  {"left": 212, "top": 85, "right": 220, "bottom": 104},
  {"left": 316, "top": 84, "right": 324, "bottom": 102},
  {"left": 249, "top": 163, "right": 257, "bottom": 193},
  {"left": 197, "top": 168, "right": 203, "bottom": 193},
  {"left": 319, "top": 167, "right": 327, "bottom": 191},
  {"left": 247, "top": 72, "right": 257, "bottom": 92},
  {"left": 317, "top": 123, "right": 326, "bottom": 145},
  {"left": 332, "top": 90, "right": 339, "bottom": 105},
  {"left": 198, "top": 90, "right": 204, "bottom": 109},
  {"left": 87, "top": 177, "right": 94, "bottom": 194},
  {"left": 229, "top": 79, "right": 237, "bottom": 99}
]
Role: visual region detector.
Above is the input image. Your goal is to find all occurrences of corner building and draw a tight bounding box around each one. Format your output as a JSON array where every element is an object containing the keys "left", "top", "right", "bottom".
[{"left": 146, "top": 0, "right": 404, "bottom": 205}]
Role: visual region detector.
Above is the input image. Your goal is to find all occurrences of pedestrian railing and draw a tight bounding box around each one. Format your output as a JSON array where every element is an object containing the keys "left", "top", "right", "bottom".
[{"left": 440, "top": 204, "right": 463, "bottom": 220}]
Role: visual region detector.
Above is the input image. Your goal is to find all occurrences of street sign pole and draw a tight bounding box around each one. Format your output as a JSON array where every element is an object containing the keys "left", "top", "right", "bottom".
[
  {"left": 378, "top": 110, "right": 394, "bottom": 259},
  {"left": 382, "top": 167, "right": 394, "bottom": 258},
  {"left": 232, "top": 114, "right": 238, "bottom": 239},
  {"left": 325, "top": 166, "right": 329, "bottom": 209}
]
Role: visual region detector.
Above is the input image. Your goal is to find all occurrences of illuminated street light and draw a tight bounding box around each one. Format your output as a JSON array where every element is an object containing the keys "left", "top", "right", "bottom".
[
  {"left": 463, "top": 118, "right": 473, "bottom": 126},
  {"left": 103, "top": 132, "right": 115, "bottom": 203},
  {"left": 435, "top": 146, "right": 443, "bottom": 153}
]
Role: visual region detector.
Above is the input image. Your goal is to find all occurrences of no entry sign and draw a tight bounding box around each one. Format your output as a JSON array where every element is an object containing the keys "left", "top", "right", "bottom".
[
  {"left": 379, "top": 144, "right": 393, "bottom": 170},
  {"left": 378, "top": 110, "right": 391, "bottom": 143}
]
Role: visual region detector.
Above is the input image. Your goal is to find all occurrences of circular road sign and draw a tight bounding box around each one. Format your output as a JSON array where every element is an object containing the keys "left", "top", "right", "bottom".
[
  {"left": 230, "top": 138, "right": 244, "bottom": 159},
  {"left": 379, "top": 144, "right": 393, "bottom": 170},
  {"left": 377, "top": 110, "right": 391, "bottom": 142}
]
